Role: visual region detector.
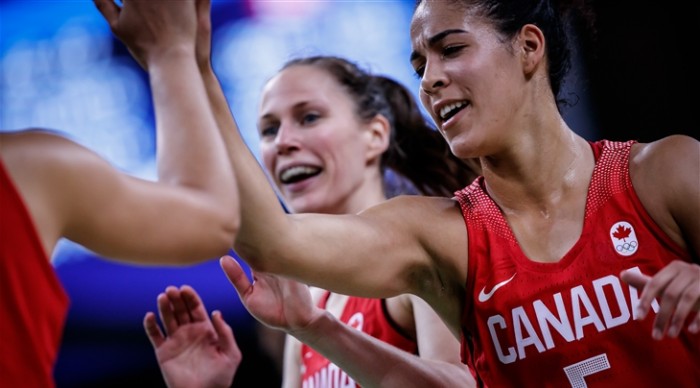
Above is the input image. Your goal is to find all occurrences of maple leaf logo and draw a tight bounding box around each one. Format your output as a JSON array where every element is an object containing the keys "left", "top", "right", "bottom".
[{"left": 612, "top": 224, "right": 632, "bottom": 241}]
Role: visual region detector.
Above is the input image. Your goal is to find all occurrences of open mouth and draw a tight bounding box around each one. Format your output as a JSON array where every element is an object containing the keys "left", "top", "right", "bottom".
[
  {"left": 439, "top": 101, "right": 468, "bottom": 122},
  {"left": 279, "top": 165, "right": 322, "bottom": 184}
]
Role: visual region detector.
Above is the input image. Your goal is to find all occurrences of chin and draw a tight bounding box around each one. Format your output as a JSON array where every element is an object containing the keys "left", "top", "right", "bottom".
[
  {"left": 448, "top": 135, "right": 483, "bottom": 159},
  {"left": 288, "top": 197, "right": 321, "bottom": 214}
]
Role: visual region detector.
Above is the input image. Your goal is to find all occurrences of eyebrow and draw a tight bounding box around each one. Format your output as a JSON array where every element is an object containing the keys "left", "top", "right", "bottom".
[
  {"left": 258, "top": 100, "right": 314, "bottom": 123},
  {"left": 410, "top": 29, "right": 468, "bottom": 62}
]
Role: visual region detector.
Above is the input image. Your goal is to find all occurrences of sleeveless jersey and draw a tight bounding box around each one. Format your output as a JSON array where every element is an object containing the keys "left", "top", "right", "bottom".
[
  {"left": 0, "top": 158, "right": 69, "bottom": 388},
  {"left": 300, "top": 292, "right": 418, "bottom": 388},
  {"left": 454, "top": 140, "right": 700, "bottom": 387}
]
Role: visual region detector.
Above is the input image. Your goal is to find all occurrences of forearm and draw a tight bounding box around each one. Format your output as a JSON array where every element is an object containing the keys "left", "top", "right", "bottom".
[
  {"left": 148, "top": 49, "right": 237, "bottom": 215},
  {"left": 199, "top": 65, "right": 295, "bottom": 268},
  {"left": 292, "top": 311, "right": 474, "bottom": 388}
]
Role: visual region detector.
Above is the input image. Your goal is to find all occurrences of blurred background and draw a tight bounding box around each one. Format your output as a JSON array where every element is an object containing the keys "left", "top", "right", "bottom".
[{"left": 0, "top": 0, "right": 695, "bottom": 387}]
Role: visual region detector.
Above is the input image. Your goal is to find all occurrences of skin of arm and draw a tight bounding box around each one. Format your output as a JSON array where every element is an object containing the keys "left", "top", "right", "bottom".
[
  {"left": 220, "top": 257, "right": 475, "bottom": 388},
  {"left": 621, "top": 134, "right": 700, "bottom": 338},
  {"left": 199, "top": 39, "right": 469, "bottom": 310},
  {"left": 194, "top": 0, "right": 448, "bottom": 301},
  {"left": 142, "top": 2, "right": 470, "bottom": 385},
  {"left": 3, "top": 0, "right": 241, "bottom": 265}
]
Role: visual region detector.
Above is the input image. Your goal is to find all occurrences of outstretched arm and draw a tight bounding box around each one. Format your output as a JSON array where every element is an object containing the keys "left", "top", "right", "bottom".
[
  {"left": 221, "top": 256, "right": 475, "bottom": 387},
  {"left": 144, "top": 285, "right": 241, "bottom": 388}
]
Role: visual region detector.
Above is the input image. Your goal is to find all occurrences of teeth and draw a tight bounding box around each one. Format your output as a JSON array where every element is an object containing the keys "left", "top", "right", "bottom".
[
  {"left": 440, "top": 101, "right": 466, "bottom": 120},
  {"left": 280, "top": 166, "right": 319, "bottom": 183}
]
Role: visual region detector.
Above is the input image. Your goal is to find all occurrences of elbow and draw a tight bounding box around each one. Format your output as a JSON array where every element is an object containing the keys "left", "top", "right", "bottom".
[
  {"left": 214, "top": 200, "right": 241, "bottom": 250},
  {"left": 211, "top": 217, "right": 240, "bottom": 256}
]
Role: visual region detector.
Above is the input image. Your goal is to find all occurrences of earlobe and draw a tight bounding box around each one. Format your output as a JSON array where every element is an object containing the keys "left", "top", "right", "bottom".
[
  {"left": 519, "top": 24, "right": 546, "bottom": 74},
  {"left": 365, "top": 114, "right": 391, "bottom": 163}
]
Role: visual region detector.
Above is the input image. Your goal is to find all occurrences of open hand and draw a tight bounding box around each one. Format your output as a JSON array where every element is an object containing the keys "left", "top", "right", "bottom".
[
  {"left": 144, "top": 285, "right": 241, "bottom": 388},
  {"left": 220, "top": 255, "right": 323, "bottom": 335}
]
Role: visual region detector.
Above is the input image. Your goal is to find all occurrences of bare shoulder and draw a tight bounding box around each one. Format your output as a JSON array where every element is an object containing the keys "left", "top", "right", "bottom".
[
  {"left": 630, "top": 134, "right": 699, "bottom": 194},
  {"left": 360, "top": 194, "right": 464, "bottom": 226},
  {"left": 1, "top": 129, "right": 117, "bottom": 207},
  {"left": 631, "top": 134, "right": 698, "bottom": 168},
  {"left": 0, "top": 129, "right": 104, "bottom": 253},
  {"left": 630, "top": 135, "right": 699, "bottom": 250},
  {"left": 1, "top": 129, "right": 103, "bottom": 176},
  {"left": 367, "top": 195, "right": 469, "bottom": 324},
  {"left": 359, "top": 194, "right": 467, "bottom": 262},
  {"left": 382, "top": 194, "right": 465, "bottom": 243}
]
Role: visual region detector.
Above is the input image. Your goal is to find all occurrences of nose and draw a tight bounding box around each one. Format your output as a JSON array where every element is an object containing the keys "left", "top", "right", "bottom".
[
  {"left": 420, "top": 60, "right": 447, "bottom": 96},
  {"left": 274, "top": 122, "right": 301, "bottom": 155}
]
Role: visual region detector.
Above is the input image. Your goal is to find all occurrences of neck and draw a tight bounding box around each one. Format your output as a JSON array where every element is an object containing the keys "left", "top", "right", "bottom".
[
  {"left": 481, "top": 120, "right": 593, "bottom": 214},
  {"left": 335, "top": 180, "right": 387, "bottom": 215}
]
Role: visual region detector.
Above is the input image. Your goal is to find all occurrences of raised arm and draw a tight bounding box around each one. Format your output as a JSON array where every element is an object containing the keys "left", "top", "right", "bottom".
[
  {"left": 88, "top": 0, "right": 239, "bottom": 263},
  {"left": 0, "top": 0, "right": 239, "bottom": 264},
  {"left": 193, "top": 0, "right": 439, "bottom": 299}
]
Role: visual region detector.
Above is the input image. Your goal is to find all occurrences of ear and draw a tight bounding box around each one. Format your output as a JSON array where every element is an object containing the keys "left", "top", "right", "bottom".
[
  {"left": 363, "top": 114, "right": 391, "bottom": 164},
  {"left": 518, "top": 23, "right": 546, "bottom": 76}
]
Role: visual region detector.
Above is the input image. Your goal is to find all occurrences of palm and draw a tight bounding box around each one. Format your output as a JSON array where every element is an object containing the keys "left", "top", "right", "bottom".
[
  {"left": 144, "top": 285, "right": 240, "bottom": 388},
  {"left": 221, "top": 256, "right": 321, "bottom": 333},
  {"left": 156, "top": 320, "right": 236, "bottom": 388},
  {"left": 242, "top": 271, "right": 316, "bottom": 331}
]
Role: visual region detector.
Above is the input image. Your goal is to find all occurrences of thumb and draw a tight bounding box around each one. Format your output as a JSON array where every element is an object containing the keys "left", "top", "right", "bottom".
[
  {"left": 93, "top": 0, "right": 121, "bottom": 30},
  {"left": 211, "top": 310, "right": 237, "bottom": 353},
  {"left": 220, "top": 255, "right": 253, "bottom": 297}
]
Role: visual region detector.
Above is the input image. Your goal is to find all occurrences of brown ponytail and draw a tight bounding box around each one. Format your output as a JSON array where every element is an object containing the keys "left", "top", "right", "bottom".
[{"left": 372, "top": 76, "right": 479, "bottom": 197}]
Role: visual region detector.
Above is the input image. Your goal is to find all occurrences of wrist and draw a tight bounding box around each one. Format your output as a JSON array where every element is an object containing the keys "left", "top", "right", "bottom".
[
  {"left": 147, "top": 44, "right": 196, "bottom": 69},
  {"left": 289, "top": 309, "right": 336, "bottom": 345}
]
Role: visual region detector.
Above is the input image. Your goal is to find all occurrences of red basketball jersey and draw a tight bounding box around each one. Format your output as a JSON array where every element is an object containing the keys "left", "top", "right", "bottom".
[
  {"left": 300, "top": 292, "right": 417, "bottom": 388},
  {"left": 0, "top": 158, "right": 69, "bottom": 387},
  {"left": 454, "top": 140, "right": 699, "bottom": 387}
]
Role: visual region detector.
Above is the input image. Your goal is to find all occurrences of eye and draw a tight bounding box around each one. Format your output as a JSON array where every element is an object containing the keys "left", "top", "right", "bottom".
[
  {"left": 301, "top": 112, "right": 320, "bottom": 125},
  {"left": 442, "top": 45, "right": 465, "bottom": 58},
  {"left": 413, "top": 65, "right": 425, "bottom": 79},
  {"left": 259, "top": 124, "right": 279, "bottom": 138}
]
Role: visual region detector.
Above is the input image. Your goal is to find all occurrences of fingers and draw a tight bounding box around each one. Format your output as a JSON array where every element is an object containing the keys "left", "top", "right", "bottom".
[
  {"left": 143, "top": 311, "right": 166, "bottom": 348},
  {"left": 93, "top": 0, "right": 120, "bottom": 29},
  {"left": 157, "top": 290, "right": 179, "bottom": 336},
  {"left": 690, "top": 311, "right": 700, "bottom": 334},
  {"left": 624, "top": 268, "right": 660, "bottom": 320},
  {"left": 180, "top": 285, "right": 209, "bottom": 322},
  {"left": 165, "top": 285, "right": 192, "bottom": 325},
  {"left": 211, "top": 310, "right": 241, "bottom": 359},
  {"left": 663, "top": 275, "right": 698, "bottom": 338},
  {"left": 220, "top": 255, "right": 253, "bottom": 297},
  {"left": 623, "top": 263, "right": 700, "bottom": 340}
]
